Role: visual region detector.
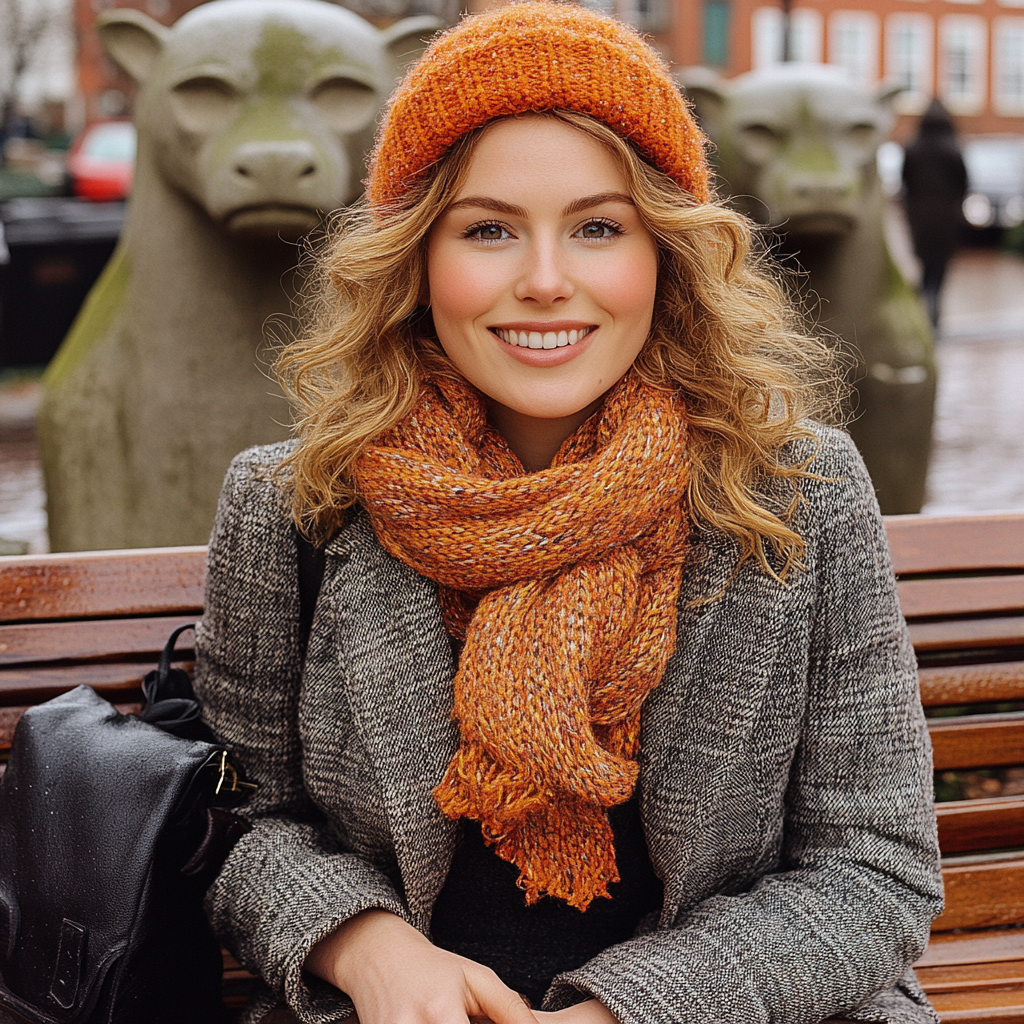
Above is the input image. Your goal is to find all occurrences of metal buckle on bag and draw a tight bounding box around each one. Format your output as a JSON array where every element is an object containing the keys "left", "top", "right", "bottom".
[{"left": 213, "top": 750, "right": 257, "bottom": 796}]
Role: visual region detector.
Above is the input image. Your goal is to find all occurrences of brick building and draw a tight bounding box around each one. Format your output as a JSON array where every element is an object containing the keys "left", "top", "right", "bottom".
[
  {"left": 667, "top": 0, "right": 1024, "bottom": 135},
  {"left": 76, "top": 0, "right": 1023, "bottom": 135},
  {"left": 73, "top": 0, "right": 203, "bottom": 124}
]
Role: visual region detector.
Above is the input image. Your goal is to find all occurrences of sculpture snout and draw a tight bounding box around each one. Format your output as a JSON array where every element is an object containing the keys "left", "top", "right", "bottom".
[
  {"left": 210, "top": 139, "right": 346, "bottom": 241},
  {"left": 787, "top": 172, "right": 856, "bottom": 204},
  {"left": 233, "top": 140, "right": 321, "bottom": 191},
  {"left": 771, "top": 170, "right": 860, "bottom": 236}
]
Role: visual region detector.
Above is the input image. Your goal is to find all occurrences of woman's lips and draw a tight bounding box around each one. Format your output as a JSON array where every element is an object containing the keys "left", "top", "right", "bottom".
[{"left": 489, "top": 325, "right": 598, "bottom": 367}]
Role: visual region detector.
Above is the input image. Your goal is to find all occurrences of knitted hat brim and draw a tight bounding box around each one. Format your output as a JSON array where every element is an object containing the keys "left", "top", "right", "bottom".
[{"left": 367, "top": 2, "right": 710, "bottom": 208}]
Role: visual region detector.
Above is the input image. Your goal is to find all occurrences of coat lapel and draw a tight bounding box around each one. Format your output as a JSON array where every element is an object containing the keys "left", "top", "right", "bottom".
[
  {"left": 324, "top": 509, "right": 460, "bottom": 929},
  {"left": 322, "top": 515, "right": 802, "bottom": 932},
  {"left": 639, "top": 529, "right": 800, "bottom": 925}
]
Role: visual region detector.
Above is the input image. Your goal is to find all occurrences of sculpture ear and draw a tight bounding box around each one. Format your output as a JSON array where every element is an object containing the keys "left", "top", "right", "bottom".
[
  {"left": 675, "top": 67, "right": 728, "bottom": 141},
  {"left": 381, "top": 15, "right": 442, "bottom": 75},
  {"left": 875, "top": 80, "right": 904, "bottom": 109},
  {"left": 98, "top": 9, "right": 169, "bottom": 85},
  {"left": 875, "top": 81, "right": 903, "bottom": 132}
]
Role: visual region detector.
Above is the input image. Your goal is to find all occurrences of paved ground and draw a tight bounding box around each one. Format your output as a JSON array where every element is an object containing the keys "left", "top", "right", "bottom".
[
  {"left": 923, "top": 250, "right": 1024, "bottom": 515},
  {"left": 2, "top": 243, "right": 1023, "bottom": 554},
  {"left": 0, "top": 380, "right": 45, "bottom": 555}
]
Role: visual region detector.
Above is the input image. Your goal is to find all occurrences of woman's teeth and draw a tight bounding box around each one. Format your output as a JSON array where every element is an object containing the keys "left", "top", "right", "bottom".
[{"left": 493, "top": 327, "right": 592, "bottom": 349}]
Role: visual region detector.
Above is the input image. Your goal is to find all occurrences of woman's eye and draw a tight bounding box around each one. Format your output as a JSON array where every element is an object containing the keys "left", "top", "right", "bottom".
[
  {"left": 576, "top": 219, "right": 621, "bottom": 239},
  {"left": 466, "top": 222, "right": 511, "bottom": 241}
]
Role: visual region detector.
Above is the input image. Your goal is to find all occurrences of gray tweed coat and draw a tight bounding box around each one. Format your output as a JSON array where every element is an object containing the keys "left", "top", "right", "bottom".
[{"left": 193, "top": 426, "right": 943, "bottom": 1024}]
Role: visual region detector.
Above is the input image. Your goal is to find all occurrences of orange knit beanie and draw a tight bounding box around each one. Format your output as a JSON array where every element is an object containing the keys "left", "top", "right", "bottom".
[{"left": 367, "top": 0, "right": 711, "bottom": 208}]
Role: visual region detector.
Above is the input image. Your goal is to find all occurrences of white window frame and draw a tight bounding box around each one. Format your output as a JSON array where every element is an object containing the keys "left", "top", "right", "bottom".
[
  {"left": 791, "top": 9, "right": 824, "bottom": 62},
  {"left": 752, "top": 6, "right": 784, "bottom": 68},
  {"left": 752, "top": 6, "right": 823, "bottom": 67},
  {"left": 829, "top": 11, "right": 881, "bottom": 87},
  {"left": 618, "top": 0, "right": 671, "bottom": 33},
  {"left": 885, "top": 14, "right": 934, "bottom": 113},
  {"left": 994, "top": 16, "right": 1024, "bottom": 113},
  {"left": 939, "top": 15, "right": 988, "bottom": 113}
]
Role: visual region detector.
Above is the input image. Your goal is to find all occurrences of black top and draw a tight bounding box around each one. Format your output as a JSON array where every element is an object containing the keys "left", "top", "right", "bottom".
[{"left": 430, "top": 796, "right": 663, "bottom": 1008}]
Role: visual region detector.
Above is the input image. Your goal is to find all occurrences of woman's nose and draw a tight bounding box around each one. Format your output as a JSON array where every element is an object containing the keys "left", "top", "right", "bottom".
[{"left": 514, "top": 239, "right": 574, "bottom": 305}]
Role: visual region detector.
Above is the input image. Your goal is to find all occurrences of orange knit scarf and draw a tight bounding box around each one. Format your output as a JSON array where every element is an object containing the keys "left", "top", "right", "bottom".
[{"left": 354, "top": 370, "right": 690, "bottom": 910}]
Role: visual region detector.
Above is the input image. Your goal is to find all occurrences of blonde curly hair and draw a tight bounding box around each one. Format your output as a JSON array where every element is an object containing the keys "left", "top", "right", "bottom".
[{"left": 276, "top": 109, "right": 843, "bottom": 577}]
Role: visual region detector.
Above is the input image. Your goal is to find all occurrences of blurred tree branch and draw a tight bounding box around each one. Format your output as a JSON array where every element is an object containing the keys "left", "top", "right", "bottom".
[{"left": 0, "top": 0, "right": 56, "bottom": 149}]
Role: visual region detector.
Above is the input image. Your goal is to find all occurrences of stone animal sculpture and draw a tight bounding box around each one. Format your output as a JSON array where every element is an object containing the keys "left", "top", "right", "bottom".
[
  {"left": 39, "top": 0, "right": 437, "bottom": 551},
  {"left": 680, "top": 64, "right": 935, "bottom": 514}
]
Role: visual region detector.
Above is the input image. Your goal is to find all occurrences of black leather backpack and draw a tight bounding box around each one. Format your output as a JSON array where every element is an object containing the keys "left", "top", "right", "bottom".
[
  {"left": 0, "top": 532, "right": 326, "bottom": 1024},
  {"left": 0, "top": 626, "right": 251, "bottom": 1024}
]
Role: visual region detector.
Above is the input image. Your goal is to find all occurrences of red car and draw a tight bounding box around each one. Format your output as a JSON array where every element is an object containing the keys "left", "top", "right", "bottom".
[{"left": 66, "top": 120, "right": 136, "bottom": 202}]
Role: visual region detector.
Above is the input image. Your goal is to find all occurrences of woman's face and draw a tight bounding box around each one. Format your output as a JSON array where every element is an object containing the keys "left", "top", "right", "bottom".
[{"left": 426, "top": 115, "right": 659, "bottom": 426}]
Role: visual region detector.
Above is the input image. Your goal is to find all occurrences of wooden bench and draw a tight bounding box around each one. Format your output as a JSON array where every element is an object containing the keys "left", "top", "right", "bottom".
[
  {"left": 1, "top": 513, "right": 1022, "bottom": 1021},
  {"left": 885, "top": 514, "right": 1024, "bottom": 1022}
]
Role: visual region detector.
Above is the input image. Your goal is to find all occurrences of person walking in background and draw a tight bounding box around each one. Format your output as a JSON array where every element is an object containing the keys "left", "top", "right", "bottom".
[{"left": 902, "top": 98, "right": 968, "bottom": 329}]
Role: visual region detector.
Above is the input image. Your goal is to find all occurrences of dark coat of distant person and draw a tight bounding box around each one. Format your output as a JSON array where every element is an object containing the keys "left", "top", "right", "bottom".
[{"left": 902, "top": 100, "right": 968, "bottom": 325}]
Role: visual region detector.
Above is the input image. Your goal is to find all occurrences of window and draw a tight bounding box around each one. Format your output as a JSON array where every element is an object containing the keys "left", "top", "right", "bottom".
[
  {"left": 751, "top": 6, "right": 823, "bottom": 67},
  {"left": 886, "top": 14, "right": 933, "bottom": 113},
  {"left": 792, "top": 8, "right": 824, "bottom": 61},
  {"left": 583, "top": 0, "right": 670, "bottom": 30},
  {"left": 620, "top": 0, "right": 670, "bottom": 33},
  {"left": 704, "top": 0, "right": 730, "bottom": 65},
  {"left": 940, "top": 15, "right": 987, "bottom": 112},
  {"left": 829, "top": 11, "right": 880, "bottom": 87},
  {"left": 994, "top": 17, "right": 1024, "bottom": 113}
]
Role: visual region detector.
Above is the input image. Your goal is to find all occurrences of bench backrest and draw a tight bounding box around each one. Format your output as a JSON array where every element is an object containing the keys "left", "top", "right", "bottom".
[
  {"left": 885, "top": 514, "right": 1024, "bottom": 940},
  {"left": 2, "top": 515, "right": 1023, "bottom": 936}
]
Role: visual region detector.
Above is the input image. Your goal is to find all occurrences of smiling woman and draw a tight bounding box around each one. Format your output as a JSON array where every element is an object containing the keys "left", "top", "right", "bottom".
[{"left": 192, "top": 4, "right": 944, "bottom": 1024}]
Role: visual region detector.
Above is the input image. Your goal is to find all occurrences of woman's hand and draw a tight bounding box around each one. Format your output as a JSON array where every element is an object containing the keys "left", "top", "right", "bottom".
[
  {"left": 535, "top": 1000, "right": 618, "bottom": 1024},
  {"left": 305, "top": 909, "right": 539, "bottom": 1024}
]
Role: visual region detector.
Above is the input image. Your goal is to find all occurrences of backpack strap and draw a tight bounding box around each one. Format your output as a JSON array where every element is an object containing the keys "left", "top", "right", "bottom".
[{"left": 295, "top": 526, "right": 326, "bottom": 657}]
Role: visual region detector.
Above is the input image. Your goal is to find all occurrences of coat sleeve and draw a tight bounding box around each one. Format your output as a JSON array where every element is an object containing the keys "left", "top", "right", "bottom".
[
  {"left": 194, "top": 444, "right": 407, "bottom": 1024},
  {"left": 545, "top": 429, "right": 944, "bottom": 1024}
]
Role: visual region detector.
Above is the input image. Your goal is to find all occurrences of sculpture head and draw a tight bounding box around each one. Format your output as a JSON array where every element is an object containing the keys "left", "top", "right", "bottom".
[
  {"left": 680, "top": 64, "right": 899, "bottom": 237},
  {"left": 99, "top": 0, "right": 438, "bottom": 240}
]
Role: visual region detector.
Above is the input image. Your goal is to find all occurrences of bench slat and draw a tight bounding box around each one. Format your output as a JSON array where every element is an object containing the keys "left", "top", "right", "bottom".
[
  {"left": 0, "top": 616, "right": 196, "bottom": 666},
  {"left": 0, "top": 548, "right": 206, "bottom": 624},
  {"left": 937, "top": 797, "right": 1024, "bottom": 855},
  {"left": 920, "top": 663, "right": 1024, "bottom": 708},
  {"left": 898, "top": 576, "right": 1024, "bottom": 620},
  {"left": 918, "top": 929, "right": 1024, "bottom": 968},
  {"left": 909, "top": 616, "right": 1024, "bottom": 653},
  {"left": 929, "top": 713, "right": 1024, "bottom": 770},
  {"left": 926, "top": 991, "right": 1024, "bottom": 1022},
  {"left": 933, "top": 856, "right": 1024, "bottom": 931},
  {"left": 0, "top": 702, "right": 141, "bottom": 749},
  {"left": 916, "top": 959, "right": 1024, "bottom": 993},
  {"left": 885, "top": 514, "right": 1024, "bottom": 575},
  {"left": 0, "top": 662, "right": 156, "bottom": 705}
]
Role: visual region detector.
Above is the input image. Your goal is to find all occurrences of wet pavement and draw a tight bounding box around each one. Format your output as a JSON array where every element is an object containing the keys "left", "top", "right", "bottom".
[
  {"left": 0, "top": 380, "right": 46, "bottom": 555},
  {"left": 1, "top": 245, "right": 1023, "bottom": 554},
  {"left": 924, "top": 250, "right": 1024, "bottom": 515}
]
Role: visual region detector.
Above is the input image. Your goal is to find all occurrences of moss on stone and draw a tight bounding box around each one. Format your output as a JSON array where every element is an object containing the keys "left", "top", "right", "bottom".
[
  {"left": 43, "top": 247, "right": 130, "bottom": 389},
  {"left": 253, "top": 21, "right": 369, "bottom": 96}
]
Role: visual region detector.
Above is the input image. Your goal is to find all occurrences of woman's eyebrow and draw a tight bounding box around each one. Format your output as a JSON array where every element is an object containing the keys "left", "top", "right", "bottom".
[
  {"left": 448, "top": 197, "right": 528, "bottom": 216},
  {"left": 562, "top": 191, "right": 635, "bottom": 215},
  {"left": 446, "top": 192, "right": 635, "bottom": 218}
]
